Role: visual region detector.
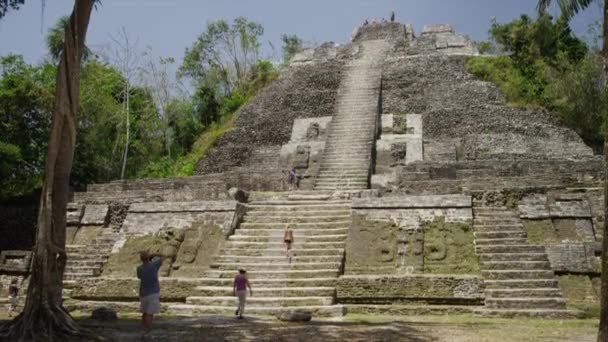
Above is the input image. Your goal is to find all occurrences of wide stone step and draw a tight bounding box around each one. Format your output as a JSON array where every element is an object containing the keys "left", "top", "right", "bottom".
[
  {"left": 235, "top": 228, "right": 349, "bottom": 236},
  {"left": 318, "top": 171, "right": 368, "bottom": 176},
  {"left": 248, "top": 200, "right": 350, "bottom": 206},
  {"left": 67, "top": 254, "right": 109, "bottom": 262},
  {"left": 191, "top": 277, "right": 338, "bottom": 288},
  {"left": 186, "top": 296, "right": 334, "bottom": 307},
  {"left": 64, "top": 273, "right": 97, "bottom": 281},
  {"left": 216, "top": 255, "right": 342, "bottom": 263},
  {"left": 323, "top": 145, "right": 372, "bottom": 151},
  {"left": 484, "top": 279, "right": 559, "bottom": 289},
  {"left": 66, "top": 244, "right": 88, "bottom": 252},
  {"left": 243, "top": 215, "right": 351, "bottom": 223},
  {"left": 64, "top": 266, "right": 101, "bottom": 275},
  {"left": 320, "top": 159, "right": 370, "bottom": 164},
  {"left": 479, "top": 253, "right": 548, "bottom": 262},
  {"left": 245, "top": 210, "right": 351, "bottom": 217},
  {"left": 485, "top": 297, "right": 566, "bottom": 310},
  {"left": 239, "top": 222, "right": 351, "bottom": 229},
  {"left": 228, "top": 234, "right": 347, "bottom": 243},
  {"left": 315, "top": 186, "right": 367, "bottom": 190},
  {"left": 474, "top": 231, "right": 526, "bottom": 239},
  {"left": 472, "top": 207, "right": 509, "bottom": 212},
  {"left": 193, "top": 286, "right": 335, "bottom": 297},
  {"left": 224, "top": 241, "right": 346, "bottom": 249},
  {"left": 313, "top": 177, "right": 368, "bottom": 182},
  {"left": 486, "top": 288, "right": 563, "bottom": 298},
  {"left": 473, "top": 224, "right": 524, "bottom": 231},
  {"left": 202, "top": 269, "right": 340, "bottom": 279},
  {"left": 476, "top": 245, "right": 545, "bottom": 254},
  {"left": 475, "top": 218, "right": 521, "bottom": 224},
  {"left": 481, "top": 270, "right": 555, "bottom": 280},
  {"left": 324, "top": 141, "right": 373, "bottom": 146},
  {"left": 319, "top": 161, "right": 369, "bottom": 167},
  {"left": 319, "top": 165, "right": 369, "bottom": 170},
  {"left": 65, "top": 260, "right": 105, "bottom": 268},
  {"left": 475, "top": 238, "right": 529, "bottom": 246},
  {"left": 246, "top": 205, "right": 350, "bottom": 212},
  {"left": 169, "top": 304, "right": 345, "bottom": 317},
  {"left": 480, "top": 260, "right": 551, "bottom": 270},
  {"left": 474, "top": 308, "right": 578, "bottom": 319},
  {"left": 210, "top": 261, "right": 341, "bottom": 271},
  {"left": 219, "top": 248, "right": 344, "bottom": 257},
  {"left": 314, "top": 182, "right": 368, "bottom": 188}
]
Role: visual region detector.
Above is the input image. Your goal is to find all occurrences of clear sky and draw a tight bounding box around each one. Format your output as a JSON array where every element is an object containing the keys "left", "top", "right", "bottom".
[{"left": 0, "top": 0, "right": 602, "bottom": 66}]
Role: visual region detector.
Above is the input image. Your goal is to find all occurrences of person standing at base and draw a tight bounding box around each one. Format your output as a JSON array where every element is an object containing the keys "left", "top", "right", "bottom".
[
  {"left": 233, "top": 269, "right": 252, "bottom": 319},
  {"left": 7, "top": 278, "right": 19, "bottom": 317},
  {"left": 137, "top": 251, "right": 163, "bottom": 337}
]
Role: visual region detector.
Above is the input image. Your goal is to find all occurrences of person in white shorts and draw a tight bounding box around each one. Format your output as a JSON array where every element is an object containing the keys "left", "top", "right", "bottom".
[{"left": 137, "top": 251, "right": 163, "bottom": 336}]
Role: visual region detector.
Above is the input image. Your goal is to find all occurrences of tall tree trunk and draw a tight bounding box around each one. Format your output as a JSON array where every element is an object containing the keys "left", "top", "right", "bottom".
[
  {"left": 0, "top": 0, "right": 95, "bottom": 340},
  {"left": 120, "top": 81, "right": 130, "bottom": 179},
  {"left": 600, "top": 1, "right": 608, "bottom": 341}
]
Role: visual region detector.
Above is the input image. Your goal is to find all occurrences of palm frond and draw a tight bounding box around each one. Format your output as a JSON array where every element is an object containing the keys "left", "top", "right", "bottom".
[
  {"left": 537, "top": 0, "right": 553, "bottom": 17},
  {"left": 557, "top": 0, "right": 595, "bottom": 19}
]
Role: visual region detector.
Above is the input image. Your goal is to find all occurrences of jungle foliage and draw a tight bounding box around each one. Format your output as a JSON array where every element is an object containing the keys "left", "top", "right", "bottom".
[{"left": 468, "top": 14, "right": 605, "bottom": 149}]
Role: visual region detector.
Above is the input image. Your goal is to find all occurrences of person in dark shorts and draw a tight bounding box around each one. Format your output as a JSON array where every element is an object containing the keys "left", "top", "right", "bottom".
[
  {"left": 286, "top": 167, "right": 298, "bottom": 191},
  {"left": 233, "top": 269, "right": 252, "bottom": 319},
  {"left": 284, "top": 224, "right": 294, "bottom": 252},
  {"left": 137, "top": 251, "right": 163, "bottom": 336}
]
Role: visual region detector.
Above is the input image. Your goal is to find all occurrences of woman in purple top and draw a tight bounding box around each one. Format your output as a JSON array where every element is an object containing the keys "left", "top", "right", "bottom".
[{"left": 233, "top": 269, "right": 252, "bottom": 319}]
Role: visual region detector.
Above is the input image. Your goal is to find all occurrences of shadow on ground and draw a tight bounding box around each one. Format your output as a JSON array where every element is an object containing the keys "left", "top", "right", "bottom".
[{"left": 78, "top": 316, "right": 439, "bottom": 342}]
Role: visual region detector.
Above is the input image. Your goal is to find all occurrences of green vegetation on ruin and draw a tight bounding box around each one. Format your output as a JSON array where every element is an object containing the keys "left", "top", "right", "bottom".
[
  {"left": 467, "top": 14, "right": 605, "bottom": 151},
  {"left": 523, "top": 219, "right": 560, "bottom": 244},
  {"left": 422, "top": 218, "right": 479, "bottom": 275},
  {"left": 103, "top": 235, "right": 167, "bottom": 277},
  {"left": 559, "top": 274, "right": 601, "bottom": 319}
]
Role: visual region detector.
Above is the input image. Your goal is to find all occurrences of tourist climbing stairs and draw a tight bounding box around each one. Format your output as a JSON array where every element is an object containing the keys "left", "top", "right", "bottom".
[
  {"left": 315, "top": 39, "right": 388, "bottom": 191},
  {"left": 472, "top": 206, "right": 573, "bottom": 318},
  {"left": 172, "top": 194, "right": 350, "bottom": 317}
]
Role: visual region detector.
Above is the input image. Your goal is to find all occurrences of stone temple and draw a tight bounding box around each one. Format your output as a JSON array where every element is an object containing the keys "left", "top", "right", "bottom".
[{"left": 1, "top": 22, "right": 603, "bottom": 318}]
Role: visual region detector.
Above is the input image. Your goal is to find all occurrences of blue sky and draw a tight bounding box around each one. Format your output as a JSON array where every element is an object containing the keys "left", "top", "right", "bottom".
[{"left": 0, "top": 0, "right": 602, "bottom": 65}]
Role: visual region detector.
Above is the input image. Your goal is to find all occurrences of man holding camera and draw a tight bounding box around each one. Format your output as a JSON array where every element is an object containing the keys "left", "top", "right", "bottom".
[{"left": 137, "top": 251, "right": 163, "bottom": 336}]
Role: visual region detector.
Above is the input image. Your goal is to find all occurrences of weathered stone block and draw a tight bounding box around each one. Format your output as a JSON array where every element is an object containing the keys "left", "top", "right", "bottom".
[
  {"left": 81, "top": 205, "right": 109, "bottom": 226},
  {"left": 422, "top": 24, "right": 454, "bottom": 35},
  {"left": 336, "top": 274, "right": 484, "bottom": 305},
  {"left": 91, "top": 307, "right": 117, "bottom": 321}
]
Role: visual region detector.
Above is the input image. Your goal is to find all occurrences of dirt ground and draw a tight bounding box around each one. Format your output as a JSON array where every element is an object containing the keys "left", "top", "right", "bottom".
[{"left": 1, "top": 313, "right": 598, "bottom": 342}]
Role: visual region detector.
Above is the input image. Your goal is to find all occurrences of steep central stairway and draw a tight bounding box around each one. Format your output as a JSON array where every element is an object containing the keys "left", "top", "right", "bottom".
[
  {"left": 472, "top": 205, "right": 573, "bottom": 318},
  {"left": 171, "top": 196, "right": 350, "bottom": 317},
  {"left": 315, "top": 39, "right": 388, "bottom": 191}
]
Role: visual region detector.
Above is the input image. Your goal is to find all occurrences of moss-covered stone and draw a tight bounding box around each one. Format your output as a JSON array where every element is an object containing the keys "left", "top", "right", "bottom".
[
  {"left": 392, "top": 114, "right": 409, "bottom": 134},
  {"left": 422, "top": 218, "right": 479, "bottom": 275},
  {"left": 171, "top": 223, "right": 224, "bottom": 277},
  {"left": 345, "top": 215, "right": 397, "bottom": 274},
  {"left": 72, "top": 226, "right": 103, "bottom": 245},
  {"left": 102, "top": 235, "right": 167, "bottom": 277},
  {"left": 523, "top": 219, "right": 559, "bottom": 244},
  {"left": 558, "top": 274, "right": 600, "bottom": 318}
]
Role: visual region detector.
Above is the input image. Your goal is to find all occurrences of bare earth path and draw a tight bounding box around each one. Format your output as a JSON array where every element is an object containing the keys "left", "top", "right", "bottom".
[{"left": 1, "top": 314, "right": 596, "bottom": 341}]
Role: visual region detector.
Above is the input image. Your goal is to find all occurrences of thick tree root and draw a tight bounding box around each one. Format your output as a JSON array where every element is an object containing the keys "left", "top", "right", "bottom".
[{"left": 0, "top": 304, "right": 99, "bottom": 341}]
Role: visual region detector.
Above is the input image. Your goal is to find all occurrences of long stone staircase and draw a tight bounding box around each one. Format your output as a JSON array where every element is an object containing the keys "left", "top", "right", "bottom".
[
  {"left": 314, "top": 39, "right": 388, "bottom": 191},
  {"left": 170, "top": 197, "right": 350, "bottom": 317},
  {"left": 472, "top": 205, "right": 572, "bottom": 317}
]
